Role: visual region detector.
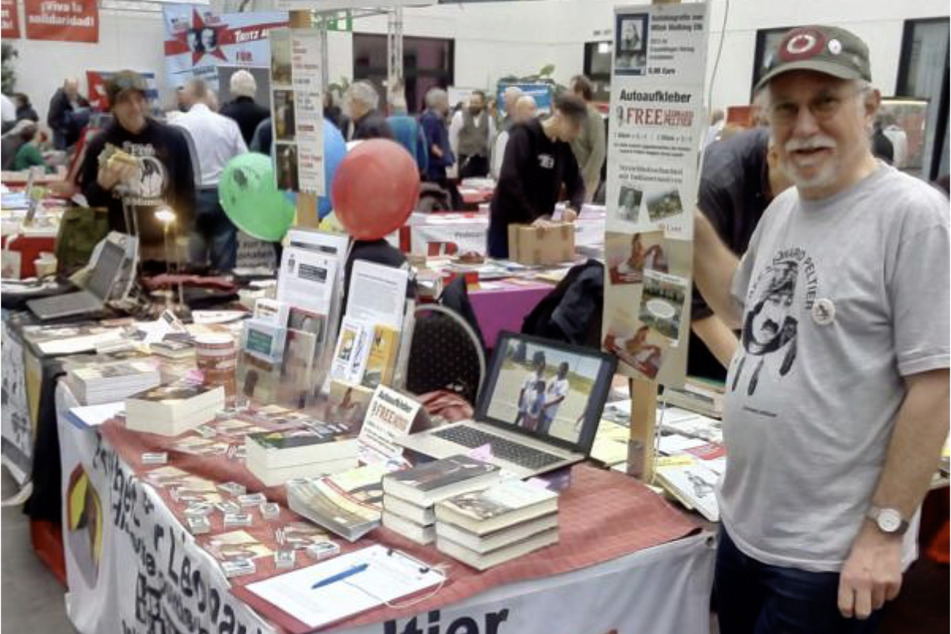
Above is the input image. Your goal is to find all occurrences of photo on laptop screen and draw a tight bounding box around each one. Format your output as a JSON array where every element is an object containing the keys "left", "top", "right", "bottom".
[{"left": 481, "top": 333, "right": 617, "bottom": 449}]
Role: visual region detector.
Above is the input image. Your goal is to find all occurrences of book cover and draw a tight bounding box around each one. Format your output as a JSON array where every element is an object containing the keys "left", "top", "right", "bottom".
[
  {"left": 361, "top": 325, "right": 399, "bottom": 389},
  {"left": 248, "top": 429, "right": 354, "bottom": 451},
  {"left": 130, "top": 383, "right": 216, "bottom": 403},
  {"left": 72, "top": 361, "right": 157, "bottom": 382},
  {"left": 286, "top": 465, "right": 387, "bottom": 541},
  {"left": 386, "top": 455, "right": 498, "bottom": 493},
  {"left": 440, "top": 479, "right": 557, "bottom": 522}
]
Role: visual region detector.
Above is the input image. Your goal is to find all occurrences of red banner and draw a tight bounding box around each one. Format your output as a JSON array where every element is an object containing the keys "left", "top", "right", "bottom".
[
  {"left": 1, "top": 0, "right": 20, "bottom": 38},
  {"left": 24, "top": 0, "right": 97, "bottom": 42}
]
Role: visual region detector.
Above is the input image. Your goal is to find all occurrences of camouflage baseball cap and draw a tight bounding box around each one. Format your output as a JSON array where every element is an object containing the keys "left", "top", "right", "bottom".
[
  {"left": 755, "top": 25, "right": 871, "bottom": 92},
  {"left": 104, "top": 70, "right": 148, "bottom": 108}
]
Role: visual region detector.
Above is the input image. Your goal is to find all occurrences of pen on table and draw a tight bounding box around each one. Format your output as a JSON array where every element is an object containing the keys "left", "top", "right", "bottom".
[{"left": 311, "top": 563, "right": 369, "bottom": 590}]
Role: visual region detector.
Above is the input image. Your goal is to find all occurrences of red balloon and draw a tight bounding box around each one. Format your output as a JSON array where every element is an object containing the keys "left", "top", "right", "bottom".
[{"left": 331, "top": 139, "right": 420, "bottom": 240}]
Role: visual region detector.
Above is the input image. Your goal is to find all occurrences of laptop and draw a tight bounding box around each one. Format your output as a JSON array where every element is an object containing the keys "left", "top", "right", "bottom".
[
  {"left": 26, "top": 239, "right": 128, "bottom": 321},
  {"left": 398, "top": 331, "right": 618, "bottom": 478}
]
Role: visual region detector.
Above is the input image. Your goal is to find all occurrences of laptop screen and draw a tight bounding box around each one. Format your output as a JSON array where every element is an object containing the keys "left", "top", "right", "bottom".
[
  {"left": 477, "top": 332, "right": 618, "bottom": 455},
  {"left": 86, "top": 241, "right": 126, "bottom": 300}
]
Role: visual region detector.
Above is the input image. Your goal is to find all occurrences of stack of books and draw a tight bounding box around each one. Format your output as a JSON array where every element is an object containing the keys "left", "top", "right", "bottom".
[
  {"left": 662, "top": 376, "right": 725, "bottom": 419},
  {"left": 381, "top": 455, "right": 500, "bottom": 545},
  {"left": 434, "top": 479, "right": 560, "bottom": 570},
  {"left": 245, "top": 425, "right": 358, "bottom": 487},
  {"left": 66, "top": 360, "right": 161, "bottom": 405},
  {"left": 150, "top": 338, "right": 195, "bottom": 360},
  {"left": 125, "top": 383, "right": 225, "bottom": 436},
  {"left": 285, "top": 464, "right": 387, "bottom": 541}
]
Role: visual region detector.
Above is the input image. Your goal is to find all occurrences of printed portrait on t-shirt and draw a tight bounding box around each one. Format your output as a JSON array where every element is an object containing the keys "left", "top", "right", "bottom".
[{"left": 731, "top": 258, "right": 806, "bottom": 396}]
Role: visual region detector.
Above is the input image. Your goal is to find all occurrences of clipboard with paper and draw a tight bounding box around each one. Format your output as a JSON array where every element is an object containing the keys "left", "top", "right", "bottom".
[{"left": 241, "top": 545, "right": 445, "bottom": 632}]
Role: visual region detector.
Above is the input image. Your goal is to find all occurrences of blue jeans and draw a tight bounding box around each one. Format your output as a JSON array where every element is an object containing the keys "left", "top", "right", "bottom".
[
  {"left": 715, "top": 528, "right": 884, "bottom": 634},
  {"left": 189, "top": 188, "right": 237, "bottom": 272}
]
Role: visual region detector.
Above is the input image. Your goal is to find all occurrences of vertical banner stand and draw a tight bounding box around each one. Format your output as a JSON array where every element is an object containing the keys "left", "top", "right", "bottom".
[
  {"left": 290, "top": 9, "right": 320, "bottom": 228},
  {"left": 626, "top": 0, "right": 680, "bottom": 485}
]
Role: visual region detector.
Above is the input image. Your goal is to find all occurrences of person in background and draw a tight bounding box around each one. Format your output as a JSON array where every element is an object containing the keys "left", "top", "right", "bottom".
[
  {"left": 0, "top": 93, "right": 15, "bottom": 134},
  {"left": 450, "top": 90, "right": 495, "bottom": 179},
  {"left": 11, "top": 122, "right": 52, "bottom": 172},
  {"left": 491, "top": 95, "right": 536, "bottom": 179},
  {"left": 569, "top": 75, "right": 607, "bottom": 203},
  {"left": 175, "top": 87, "right": 189, "bottom": 113},
  {"left": 250, "top": 117, "right": 272, "bottom": 156},
  {"left": 703, "top": 108, "right": 725, "bottom": 148},
  {"left": 487, "top": 93, "right": 586, "bottom": 259},
  {"left": 220, "top": 70, "right": 270, "bottom": 146},
  {"left": 48, "top": 77, "right": 91, "bottom": 150},
  {"left": 500, "top": 86, "right": 522, "bottom": 132},
  {"left": 13, "top": 94, "right": 39, "bottom": 123},
  {"left": 694, "top": 25, "right": 948, "bottom": 632},
  {"left": 386, "top": 90, "right": 428, "bottom": 174},
  {"left": 881, "top": 113, "right": 908, "bottom": 169},
  {"left": 688, "top": 127, "right": 791, "bottom": 382},
  {"left": 79, "top": 70, "right": 195, "bottom": 265},
  {"left": 340, "top": 81, "right": 393, "bottom": 141},
  {"left": 323, "top": 92, "right": 343, "bottom": 130},
  {"left": 173, "top": 78, "right": 247, "bottom": 272},
  {"left": 418, "top": 87, "right": 461, "bottom": 208},
  {"left": 871, "top": 114, "right": 894, "bottom": 164}
]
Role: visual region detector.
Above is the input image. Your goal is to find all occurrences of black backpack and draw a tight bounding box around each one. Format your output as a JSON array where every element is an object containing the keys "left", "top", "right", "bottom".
[{"left": 521, "top": 259, "right": 604, "bottom": 349}]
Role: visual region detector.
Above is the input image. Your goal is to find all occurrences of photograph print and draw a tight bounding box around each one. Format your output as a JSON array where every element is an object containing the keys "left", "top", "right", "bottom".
[
  {"left": 270, "top": 29, "right": 292, "bottom": 86},
  {"left": 607, "top": 230, "right": 669, "bottom": 286},
  {"left": 485, "top": 340, "right": 602, "bottom": 444},
  {"left": 272, "top": 89, "right": 296, "bottom": 141},
  {"left": 645, "top": 187, "right": 685, "bottom": 223},
  {"left": 602, "top": 310, "right": 669, "bottom": 381},
  {"left": 616, "top": 184, "right": 643, "bottom": 222},
  {"left": 638, "top": 269, "right": 688, "bottom": 341},
  {"left": 615, "top": 13, "right": 649, "bottom": 75},
  {"left": 275, "top": 143, "right": 300, "bottom": 191}
]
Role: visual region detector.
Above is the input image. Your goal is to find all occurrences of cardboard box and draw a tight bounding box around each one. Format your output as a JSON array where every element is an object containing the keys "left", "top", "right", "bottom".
[{"left": 507, "top": 222, "right": 575, "bottom": 265}]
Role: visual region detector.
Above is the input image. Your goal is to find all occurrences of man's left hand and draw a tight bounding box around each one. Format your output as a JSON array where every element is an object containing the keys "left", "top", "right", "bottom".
[
  {"left": 838, "top": 522, "right": 903, "bottom": 620},
  {"left": 562, "top": 208, "right": 578, "bottom": 223}
]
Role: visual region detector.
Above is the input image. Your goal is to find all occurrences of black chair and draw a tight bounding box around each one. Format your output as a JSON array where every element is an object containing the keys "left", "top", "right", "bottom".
[{"left": 405, "top": 304, "right": 486, "bottom": 406}]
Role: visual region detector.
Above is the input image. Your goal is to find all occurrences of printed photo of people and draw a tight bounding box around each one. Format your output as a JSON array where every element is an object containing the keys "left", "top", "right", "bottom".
[
  {"left": 602, "top": 316, "right": 669, "bottom": 380},
  {"left": 270, "top": 30, "right": 292, "bottom": 86},
  {"left": 639, "top": 269, "right": 688, "bottom": 341},
  {"left": 485, "top": 340, "right": 602, "bottom": 444},
  {"left": 200, "top": 26, "right": 219, "bottom": 55},
  {"left": 273, "top": 90, "right": 296, "bottom": 140},
  {"left": 276, "top": 143, "right": 300, "bottom": 191},
  {"left": 615, "top": 13, "right": 648, "bottom": 75},
  {"left": 617, "top": 185, "right": 643, "bottom": 222},
  {"left": 646, "top": 187, "right": 685, "bottom": 223},
  {"left": 607, "top": 230, "right": 669, "bottom": 285}
]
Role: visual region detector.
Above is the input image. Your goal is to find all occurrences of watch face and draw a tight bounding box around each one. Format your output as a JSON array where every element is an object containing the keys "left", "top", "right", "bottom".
[{"left": 878, "top": 508, "right": 902, "bottom": 533}]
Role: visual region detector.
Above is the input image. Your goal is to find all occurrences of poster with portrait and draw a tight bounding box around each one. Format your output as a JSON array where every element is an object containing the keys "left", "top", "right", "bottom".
[
  {"left": 603, "top": 3, "right": 708, "bottom": 387},
  {"left": 162, "top": 5, "right": 287, "bottom": 90},
  {"left": 269, "top": 27, "right": 325, "bottom": 195}
]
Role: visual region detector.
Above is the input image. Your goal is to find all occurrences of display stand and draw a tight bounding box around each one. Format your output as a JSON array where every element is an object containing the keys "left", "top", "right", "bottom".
[{"left": 290, "top": 9, "right": 320, "bottom": 229}]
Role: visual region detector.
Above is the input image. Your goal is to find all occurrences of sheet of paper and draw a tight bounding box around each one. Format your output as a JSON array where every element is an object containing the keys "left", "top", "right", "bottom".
[
  {"left": 277, "top": 247, "right": 339, "bottom": 317},
  {"left": 358, "top": 386, "right": 419, "bottom": 465},
  {"left": 67, "top": 402, "right": 125, "bottom": 428},
  {"left": 658, "top": 433, "right": 707, "bottom": 456},
  {"left": 246, "top": 545, "right": 443, "bottom": 629},
  {"left": 346, "top": 260, "right": 408, "bottom": 329},
  {"left": 36, "top": 331, "right": 125, "bottom": 355}
]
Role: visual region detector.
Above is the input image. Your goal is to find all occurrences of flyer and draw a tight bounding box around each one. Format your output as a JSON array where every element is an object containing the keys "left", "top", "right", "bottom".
[
  {"left": 269, "top": 27, "right": 326, "bottom": 195},
  {"left": 358, "top": 386, "right": 420, "bottom": 465},
  {"left": 602, "top": 3, "right": 708, "bottom": 387}
]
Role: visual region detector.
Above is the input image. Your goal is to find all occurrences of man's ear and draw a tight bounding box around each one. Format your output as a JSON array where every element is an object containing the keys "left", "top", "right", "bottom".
[{"left": 865, "top": 88, "right": 882, "bottom": 124}]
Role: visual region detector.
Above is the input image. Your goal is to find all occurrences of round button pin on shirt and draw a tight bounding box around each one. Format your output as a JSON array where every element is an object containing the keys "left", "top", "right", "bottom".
[{"left": 812, "top": 298, "right": 836, "bottom": 325}]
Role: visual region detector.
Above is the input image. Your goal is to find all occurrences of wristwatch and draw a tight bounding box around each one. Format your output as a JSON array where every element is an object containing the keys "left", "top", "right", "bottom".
[{"left": 866, "top": 506, "right": 909, "bottom": 535}]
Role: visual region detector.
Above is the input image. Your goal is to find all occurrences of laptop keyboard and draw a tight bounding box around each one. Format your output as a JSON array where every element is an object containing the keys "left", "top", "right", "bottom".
[
  {"left": 31, "top": 291, "right": 100, "bottom": 318},
  {"left": 433, "top": 426, "right": 564, "bottom": 470}
]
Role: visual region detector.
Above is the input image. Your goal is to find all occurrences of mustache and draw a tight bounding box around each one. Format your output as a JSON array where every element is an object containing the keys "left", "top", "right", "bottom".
[{"left": 785, "top": 136, "right": 837, "bottom": 152}]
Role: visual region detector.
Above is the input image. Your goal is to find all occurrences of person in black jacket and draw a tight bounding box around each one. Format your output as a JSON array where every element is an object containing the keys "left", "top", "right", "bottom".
[
  {"left": 219, "top": 70, "right": 270, "bottom": 146},
  {"left": 487, "top": 93, "right": 587, "bottom": 259},
  {"left": 47, "top": 78, "right": 90, "bottom": 150},
  {"left": 78, "top": 71, "right": 195, "bottom": 265},
  {"left": 13, "top": 94, "right": 39, "bottom": 123},
  {"left": 339, "top": 81, "right": 393, "bottom": 141}
]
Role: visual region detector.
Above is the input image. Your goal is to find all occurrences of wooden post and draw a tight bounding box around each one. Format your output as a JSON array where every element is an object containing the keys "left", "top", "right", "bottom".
[
  {"left": 628, "top": 378, "right": 657, "bottom": 483},
  {"left": 290, "top": 10, "right": 319, "bottom": 228}
]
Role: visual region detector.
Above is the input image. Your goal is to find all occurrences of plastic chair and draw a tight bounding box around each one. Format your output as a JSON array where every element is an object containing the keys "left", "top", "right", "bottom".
[{"left": 406, "top": 303, "right": 486, "bottom": 406}]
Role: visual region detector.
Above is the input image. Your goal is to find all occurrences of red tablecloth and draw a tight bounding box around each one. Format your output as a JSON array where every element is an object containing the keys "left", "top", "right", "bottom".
[{"left": 99, "top": 419, "right": 699, "bottom": 633}]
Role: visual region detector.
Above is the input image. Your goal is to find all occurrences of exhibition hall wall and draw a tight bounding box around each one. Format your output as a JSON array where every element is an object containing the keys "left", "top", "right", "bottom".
[{"left": 9, "top": 0, "right": 949, "bottom": 123}]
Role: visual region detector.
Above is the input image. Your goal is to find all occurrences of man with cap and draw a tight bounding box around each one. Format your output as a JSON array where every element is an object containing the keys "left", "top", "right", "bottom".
[
  {"left": 79, "top": 70, "right": 195, "bottom": 265},
  {"left": 693, "top": 26, "right": 949, "bottom": 632}
]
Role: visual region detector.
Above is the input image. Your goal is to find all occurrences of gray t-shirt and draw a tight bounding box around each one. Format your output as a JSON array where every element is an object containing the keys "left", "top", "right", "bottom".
[{"left": 719, "top": 163, "right": 950, "bottom": 572}]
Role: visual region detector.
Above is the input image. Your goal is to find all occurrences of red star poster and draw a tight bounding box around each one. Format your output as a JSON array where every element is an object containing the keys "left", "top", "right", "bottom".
[{"left": 162, "top": 4, "right": 287, "bottom": 89}]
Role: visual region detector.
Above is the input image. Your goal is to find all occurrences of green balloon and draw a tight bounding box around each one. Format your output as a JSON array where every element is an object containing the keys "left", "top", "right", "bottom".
[{"left": 219, "top": 153, "right": 295, "bottom": 242}]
